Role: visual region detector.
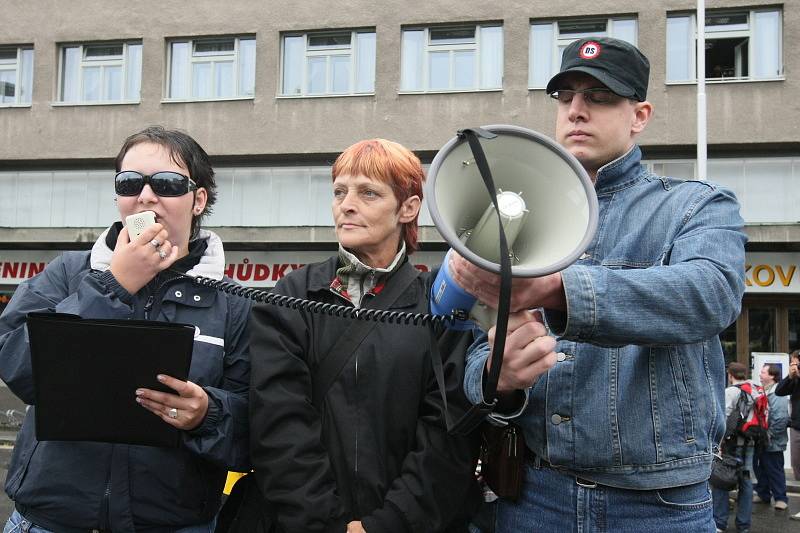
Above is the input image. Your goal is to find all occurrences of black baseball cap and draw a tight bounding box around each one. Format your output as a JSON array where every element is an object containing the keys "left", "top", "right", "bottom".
[{"left": 545, "top": 37, "right": 650, "bottom": 101}]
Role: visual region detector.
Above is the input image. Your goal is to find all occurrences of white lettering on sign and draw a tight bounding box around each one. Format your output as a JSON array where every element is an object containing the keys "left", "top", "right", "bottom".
[{"left": 0, "top": 250, "right": 445, "bottom": 288}]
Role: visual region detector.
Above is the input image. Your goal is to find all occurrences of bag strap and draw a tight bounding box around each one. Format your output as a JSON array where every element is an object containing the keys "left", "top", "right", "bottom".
[{"left": 311, "top": 262, "right": 420, "bottom": 406}]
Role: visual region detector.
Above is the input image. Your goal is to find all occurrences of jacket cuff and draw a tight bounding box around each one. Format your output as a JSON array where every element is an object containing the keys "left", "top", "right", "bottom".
[
  {"left": 464, "top": 339, "right": 529, "bottom": 420},
  {"left": 187, "top": 387, "right": 222, "bottom": 437},
  {"left": 481, "top": 366, "right": 529, "bottom": 423},
  {"left": 361, "top": 501, "right": 411, "bottom": 533},
  {"left": 548, "top": 265, "right": 597, "bottom": 341},
  {"left": 95, "top": 270, "right": 134, "bottom": 305}
]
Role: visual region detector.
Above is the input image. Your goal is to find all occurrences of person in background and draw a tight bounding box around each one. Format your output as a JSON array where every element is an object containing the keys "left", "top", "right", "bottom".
[
  {"left": 452, "top": 37, "right": 746, "bottom": 531},
  {"left": 247, "top": 139, "right": 483, "bottom": 532},
  {"left": 752, "top": 363, "right": 789, "bottom": 511},
  {"left": 0, "top": 126, "right": 250, "bottom": 532},
  {"left": 712, "top": 362, "right": 758, "bottom": 533},
  {"left": 775, "top": 350, "right": 800, "bottom": 520}
]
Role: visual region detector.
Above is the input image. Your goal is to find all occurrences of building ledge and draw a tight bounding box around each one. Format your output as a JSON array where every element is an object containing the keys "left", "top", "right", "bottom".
[
  {"left": 0, "top": 225, "right": 795, "bottom": 251},
  {"left": 0, "top": 226, "right": 449, "bottom": 250}
]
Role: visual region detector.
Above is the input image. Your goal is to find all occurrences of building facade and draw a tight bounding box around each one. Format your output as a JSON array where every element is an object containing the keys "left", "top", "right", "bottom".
[{"left": 1, "top": 0, "right": 800, "bottom": 366}]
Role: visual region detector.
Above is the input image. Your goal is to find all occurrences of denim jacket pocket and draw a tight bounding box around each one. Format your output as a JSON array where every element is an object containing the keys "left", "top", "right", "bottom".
[{"left": 649, "top": 345, "right": 698, "bottom": 464}]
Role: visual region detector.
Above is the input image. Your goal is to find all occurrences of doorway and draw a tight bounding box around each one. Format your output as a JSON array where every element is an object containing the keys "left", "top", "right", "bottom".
[{"left": 720, "top": 295, "right": 800, "bottom": 366}]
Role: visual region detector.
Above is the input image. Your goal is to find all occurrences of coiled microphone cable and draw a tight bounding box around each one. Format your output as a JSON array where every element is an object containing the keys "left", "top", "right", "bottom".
[{"left": 190, "top": 275, "right": 463, "bottom": 328}]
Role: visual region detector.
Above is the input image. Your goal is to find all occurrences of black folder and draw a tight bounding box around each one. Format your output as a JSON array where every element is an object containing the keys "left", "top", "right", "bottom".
[{"left": 27, "top": 312, "right": 195, "bottom": 448}]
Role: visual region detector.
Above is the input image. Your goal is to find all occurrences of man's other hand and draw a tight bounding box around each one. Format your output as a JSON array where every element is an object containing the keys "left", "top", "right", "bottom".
[{"left": 487, "top": 310, "right": 558, "bottom": 392}]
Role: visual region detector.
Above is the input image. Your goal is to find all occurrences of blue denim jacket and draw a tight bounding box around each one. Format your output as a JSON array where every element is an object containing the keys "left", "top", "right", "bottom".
[{"left": 465, "top": 146, "right": 746, "bottom": 490}]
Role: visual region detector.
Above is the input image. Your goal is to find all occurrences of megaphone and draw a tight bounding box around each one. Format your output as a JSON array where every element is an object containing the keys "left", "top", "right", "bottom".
[{"left": 427, "top": 124, "right": 599, "bottom": 329}]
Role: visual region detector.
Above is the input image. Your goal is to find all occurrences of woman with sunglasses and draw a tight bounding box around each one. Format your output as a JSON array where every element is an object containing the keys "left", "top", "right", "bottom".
[{"left": 0, "top": 126, "right": 250, "bottom": 533}]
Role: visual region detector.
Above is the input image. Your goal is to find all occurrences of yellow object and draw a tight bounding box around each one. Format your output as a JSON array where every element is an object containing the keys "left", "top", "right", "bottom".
[{"left": 224, "top": 471, "right": 247, "bottom": 495}]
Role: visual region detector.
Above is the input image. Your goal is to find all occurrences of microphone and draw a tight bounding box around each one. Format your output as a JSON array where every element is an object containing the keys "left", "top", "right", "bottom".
[{"left": 431, "top": 192, "right": 529, "bottom": 330}]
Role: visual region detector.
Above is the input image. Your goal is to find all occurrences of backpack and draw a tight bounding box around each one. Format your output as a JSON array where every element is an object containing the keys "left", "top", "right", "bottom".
[{"left": 724, "top": 382, "right": 769, "bottom": 450}]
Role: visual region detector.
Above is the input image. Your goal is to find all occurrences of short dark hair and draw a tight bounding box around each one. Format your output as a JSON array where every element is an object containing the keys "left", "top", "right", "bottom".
[
  {"left": 765, "top": 363, "right": 781, "bottom": 382},
  {"left": 727, "top": 362, "right": 747, "bottom": 380},
  {"left": 115, "top": 126, "right": 216, "bottom": 236},
  {"left": 790, "top": 350, "right": 800, "bottom": 363}
]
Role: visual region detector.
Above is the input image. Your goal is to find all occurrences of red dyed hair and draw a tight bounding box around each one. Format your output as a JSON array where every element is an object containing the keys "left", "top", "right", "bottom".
[{"left": 332, "top": 139, "right": 425, "bottom": 253}]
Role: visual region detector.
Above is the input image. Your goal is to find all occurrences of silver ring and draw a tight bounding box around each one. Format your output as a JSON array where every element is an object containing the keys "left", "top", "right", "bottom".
[
  {"left": 150, "top": 239, "right": 161, "bottom": 248},
  {"left": 168, "top": 408, "right": 178, "bottom": 419},
  {"left": 158, "top": 249, "right": 167, "bottom": 260}
]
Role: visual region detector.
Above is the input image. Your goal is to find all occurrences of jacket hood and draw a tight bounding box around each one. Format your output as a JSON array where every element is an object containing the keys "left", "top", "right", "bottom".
[{"left": 90, "top": 227, "right": 226, "bottom": 280}]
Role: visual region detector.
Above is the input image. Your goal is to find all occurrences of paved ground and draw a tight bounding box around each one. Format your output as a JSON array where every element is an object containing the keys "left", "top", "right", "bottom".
[
  {"left": 0, "top": 385, "right": 796, "bottom": 530},
  {"left": 730, "top": 491, "right": 800, "bottom": 532}
]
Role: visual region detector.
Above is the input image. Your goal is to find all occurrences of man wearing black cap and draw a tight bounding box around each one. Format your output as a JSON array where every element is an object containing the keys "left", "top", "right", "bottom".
[{"left": 456, "top": 38, "right": 747, "bottom": 531}]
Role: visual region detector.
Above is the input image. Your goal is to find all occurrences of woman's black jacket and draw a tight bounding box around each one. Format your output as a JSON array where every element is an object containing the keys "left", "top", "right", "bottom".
[
  {"left": 776, "top": 374, "right": 800, "bottom": 430},
  {"left": 248, "top": 257, "right": 480, "bottom": 533}
]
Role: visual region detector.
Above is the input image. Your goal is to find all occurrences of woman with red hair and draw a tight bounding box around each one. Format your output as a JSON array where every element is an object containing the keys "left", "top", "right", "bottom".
[{"left": 246, "top": 139, "right": 480, "bottom": 532}]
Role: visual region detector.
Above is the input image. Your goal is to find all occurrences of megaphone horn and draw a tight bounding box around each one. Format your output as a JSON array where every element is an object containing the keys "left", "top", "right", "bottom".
[{"left": 426, "top": 124, "right": 599, "bottom": 329}]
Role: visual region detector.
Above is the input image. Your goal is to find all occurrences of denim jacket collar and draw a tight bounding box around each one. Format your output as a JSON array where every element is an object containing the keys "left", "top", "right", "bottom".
[{"left": 594, "top": 145, "right": 644, "bottom": 195}]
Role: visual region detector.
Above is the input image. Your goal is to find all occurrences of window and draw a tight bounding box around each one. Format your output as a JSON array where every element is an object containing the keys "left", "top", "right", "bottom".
[
  {"left": 666, "top": 8, "right": 782, "bottom": 82},
  {"left": 0, "top": 46, "right": 34, "bottom": 106},
  {"left": 642, "top": 156, "right": 800, "bottom": 224},
  {"left": 281, "top": 30, "right": 375, "bottom": 96},
  {"left": 529, "top": 17, "right": 637, "bottom": 88},
  {"left": 167, "top": 36, "right": 255, "bottom": 100},
  {"left": 59, "top": 42, "right": 141, "bottom": 104},
  {"left": 400, "top": 24, "right": 503, "bottom": 92}
]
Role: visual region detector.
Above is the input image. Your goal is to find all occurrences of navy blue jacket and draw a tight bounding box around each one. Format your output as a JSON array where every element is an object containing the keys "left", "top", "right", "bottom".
[{"left": 0, "top": 227, "right": 250, "bottom": 532}]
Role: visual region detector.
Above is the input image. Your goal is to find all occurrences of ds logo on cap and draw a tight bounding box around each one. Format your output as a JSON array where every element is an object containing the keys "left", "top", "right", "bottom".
[{"left": 579, "top": 41, "right": 601, "bottom": 59}]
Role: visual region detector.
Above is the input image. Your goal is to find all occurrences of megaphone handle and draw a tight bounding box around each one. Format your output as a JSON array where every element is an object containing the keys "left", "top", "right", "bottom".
[{"left": 459, "top": 129, "right": 513, "bottom": 406}]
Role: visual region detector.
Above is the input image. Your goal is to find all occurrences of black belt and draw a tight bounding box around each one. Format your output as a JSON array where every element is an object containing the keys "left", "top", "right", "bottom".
[{"left": 528, "top": 454, "right": 599, "bottom": 488}]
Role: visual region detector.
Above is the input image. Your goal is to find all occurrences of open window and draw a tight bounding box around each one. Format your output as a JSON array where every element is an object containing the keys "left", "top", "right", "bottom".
[{"left": 666, "top": 8, "right": 782, "bottom": 83}]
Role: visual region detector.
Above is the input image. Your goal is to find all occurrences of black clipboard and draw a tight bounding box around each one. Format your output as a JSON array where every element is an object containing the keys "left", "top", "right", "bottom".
[{"left": 27, "top": 312, "right": 195, "bottom": 448}]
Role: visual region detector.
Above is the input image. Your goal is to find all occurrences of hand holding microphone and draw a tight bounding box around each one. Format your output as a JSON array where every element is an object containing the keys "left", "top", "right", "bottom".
[
  {"left": 110, "top": 211, "right": 180, "bottom": 294},
  {"left": 487, "top": 310, "right": 557, "bottom": 392},
  {"left": 448, "top": 252, "right": 567, "bottom": 313}
]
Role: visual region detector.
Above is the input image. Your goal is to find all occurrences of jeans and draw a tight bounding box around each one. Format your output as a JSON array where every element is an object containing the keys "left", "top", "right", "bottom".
[
  {"left": 489, "top": 463, "right": 714, "bottom": 533},
  {"left": 712, "top": 471, "right": 753, "bottom": 531},
  {"left": 3, "top": 510, "right": 217, "bottom": 533},
  {"left": 753, "top": 450, "right": 788, "bottom": 503}
]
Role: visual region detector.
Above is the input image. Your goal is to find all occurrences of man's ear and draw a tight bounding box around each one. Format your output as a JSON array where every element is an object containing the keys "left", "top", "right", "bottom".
[
  {"left": 631, "top": 101, "right": 653, "bottom": 135},
  {"left": 398, "top": 195, "right": 421, "bottom": 223}
]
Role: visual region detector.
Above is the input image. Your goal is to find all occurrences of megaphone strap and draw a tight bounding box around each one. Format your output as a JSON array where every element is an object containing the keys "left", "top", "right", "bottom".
[{"left": 457, "top": 128, "right": 514, "bottom": 408}]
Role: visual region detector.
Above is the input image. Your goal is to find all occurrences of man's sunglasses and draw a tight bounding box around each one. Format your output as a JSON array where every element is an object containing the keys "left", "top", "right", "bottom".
[
  {"left": 115, "top": 171, "right": 198, "bottom": 197},
  {"left": 549, "top": 88, "right": 620, "bottom": 105}
]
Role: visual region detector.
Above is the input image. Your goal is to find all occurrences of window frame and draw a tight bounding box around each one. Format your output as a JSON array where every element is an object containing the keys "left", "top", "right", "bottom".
[
  {"left": 165, "top": 35, "right": 256, "bottom": 102},
  {"left": 665, "top": 8, "right": 784, "bottom": 85},
  {"left": 529, "top": 16, "right": 638, "bottom": 90},
  {"left": 56, "top": 41, "right": 141, "bottom": 106},
  {"left": 279, "top": 29, "right": 376, "bottom": 98},
  {"left": 399, "top": 23, "right": 503, "bottom": 94},
  {"left": 0, "top": 45, "right": 34, "bottom": 107}
]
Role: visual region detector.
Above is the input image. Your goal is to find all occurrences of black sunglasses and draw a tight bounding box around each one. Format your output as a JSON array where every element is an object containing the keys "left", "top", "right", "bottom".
[
  {"left": 114, "top": 171, "right": 198, "bottom": 197},
  {"left": 549, "top": 88, "right": 620, "bottom": 105}
]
